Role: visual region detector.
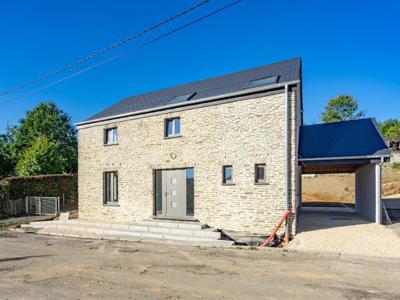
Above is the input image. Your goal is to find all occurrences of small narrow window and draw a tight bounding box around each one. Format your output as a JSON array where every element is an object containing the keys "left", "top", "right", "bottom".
[
  {"left": 104, "top": 171, "right": 118, "bottom": 204},
  {"left": 255, "top": 164, "right": 266, "bottom": 184},
  {"left": 104, "top": 128, "right": 118, "bottom": 145},
  {"left": 222, "top": 165, "right": 233, "bottom": 185},
  {"left": 165, "top": 117, "right": 181, "bottom": 137}
]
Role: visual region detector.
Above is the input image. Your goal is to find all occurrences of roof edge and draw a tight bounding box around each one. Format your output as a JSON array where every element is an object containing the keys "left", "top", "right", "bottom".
[{"left": 298, "top": 154, "right": 391, "bottom": 161}]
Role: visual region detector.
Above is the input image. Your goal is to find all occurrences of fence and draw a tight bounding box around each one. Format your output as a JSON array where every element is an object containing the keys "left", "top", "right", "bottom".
[
  {"left": 0, "top": 197, "right": 60, "bottom": 217},
  {"left": 0, "top": 174, "right": 77, "bottom": 218},
  {"left": 0, "top": 198, "right": 26, "bottom": 217},
  {"left": 26, "top": 196, "right": 60, "bottom": 216}
]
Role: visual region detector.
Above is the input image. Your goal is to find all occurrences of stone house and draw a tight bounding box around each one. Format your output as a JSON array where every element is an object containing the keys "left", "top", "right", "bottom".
[
  {"left": 76, "top": 57, "right": 390, "bottom": 237},
  {"left": 76, "top": 58, "right": 301, "bottom": 235}
]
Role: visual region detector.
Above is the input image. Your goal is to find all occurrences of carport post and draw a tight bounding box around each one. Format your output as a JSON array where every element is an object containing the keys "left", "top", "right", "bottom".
[{"left": 375, "top": 161, "right": 382, "bottom": 224}]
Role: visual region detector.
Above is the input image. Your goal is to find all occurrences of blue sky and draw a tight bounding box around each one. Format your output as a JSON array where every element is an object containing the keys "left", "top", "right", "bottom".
[{"left": 0, "top": 0, "right": 399, "bottom": 132}]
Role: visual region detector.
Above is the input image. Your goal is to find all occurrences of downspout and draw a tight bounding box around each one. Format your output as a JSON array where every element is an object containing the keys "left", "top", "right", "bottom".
[
  {"left": 284, "top": 84, "right": 291, "bottom": 237},
  {"left": 375, "top": 157, "right": 384, "bottom": 224}
]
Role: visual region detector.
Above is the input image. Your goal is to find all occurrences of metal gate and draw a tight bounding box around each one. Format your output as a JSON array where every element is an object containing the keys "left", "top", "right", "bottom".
[{"left": 25, "top": 196, "right": 60, "bottom": 215}]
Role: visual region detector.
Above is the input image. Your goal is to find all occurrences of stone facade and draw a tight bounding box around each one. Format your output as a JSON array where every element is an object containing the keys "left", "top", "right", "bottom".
[{"left": 78, "top": 90, "right": 298, "bottom": 234}]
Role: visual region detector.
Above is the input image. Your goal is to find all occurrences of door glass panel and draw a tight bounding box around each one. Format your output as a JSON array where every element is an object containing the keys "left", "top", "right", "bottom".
[
  {"left": 186, "top": 168, "right": 194, "bottom": 216},
  {"left": 154, "top": 170, "right": 163, "bottom": 215},
  {"left": 171, "top": 177, "right": 177, "bottom": 185}
]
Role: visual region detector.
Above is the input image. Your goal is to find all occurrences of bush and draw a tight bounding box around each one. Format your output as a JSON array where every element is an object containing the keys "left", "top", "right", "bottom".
[{"left": 0, "top": 174, "right": 77, "bottom": 215}]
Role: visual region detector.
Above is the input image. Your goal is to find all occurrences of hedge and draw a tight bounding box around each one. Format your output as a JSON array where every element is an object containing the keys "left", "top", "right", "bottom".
[{"left": 0, "top": 174, "right": 78, "bottom": 213}]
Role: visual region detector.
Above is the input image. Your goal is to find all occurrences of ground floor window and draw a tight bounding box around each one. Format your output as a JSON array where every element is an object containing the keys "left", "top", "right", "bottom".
[
  {"left": 255, "top": 163, "right": 266, "bottom": 184},
  {"left": 104, "top": 171, "right": 118, "bottom": 204},
  {"left": 222, "top": 165, "right": 233, "bottom": 185}
]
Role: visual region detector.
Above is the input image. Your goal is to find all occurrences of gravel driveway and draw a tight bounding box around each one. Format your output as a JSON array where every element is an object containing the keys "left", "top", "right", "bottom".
[{"left": 288, "top": 211, "right": 400, "bottom": 258}]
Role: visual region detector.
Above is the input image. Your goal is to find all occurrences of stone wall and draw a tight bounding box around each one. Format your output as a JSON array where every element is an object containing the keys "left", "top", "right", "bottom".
[{"left": 78, "top": 91, "right": 298, "bottom": 234}]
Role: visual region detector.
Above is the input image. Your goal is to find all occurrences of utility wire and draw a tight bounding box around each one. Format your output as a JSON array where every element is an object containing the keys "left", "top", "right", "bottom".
[
  {"left": 0, "top": 0, "right": 211, "bottom": 97},
  {"left": 0, "top": 0, "right": 242, "bottom": 107}
]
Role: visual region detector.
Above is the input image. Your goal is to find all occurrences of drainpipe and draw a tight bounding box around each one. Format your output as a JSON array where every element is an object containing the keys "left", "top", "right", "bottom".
[
  {"left": 375, "top": 157, "right": 384, "bottom": 224},
  {"left": 284, "top": 84, "right": 291, "bottom": 237}
]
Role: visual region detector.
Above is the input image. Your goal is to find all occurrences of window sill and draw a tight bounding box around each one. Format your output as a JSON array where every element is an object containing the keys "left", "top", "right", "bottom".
[
  {"left": 103, "top": 202, "right": 120, "bottom": 207},
  {"left": 164, "top": 135, "right": 182, "bottom": 140},
  {"left": 222, "top": 183, "right": 235, "bottom": 186},
  {"left": 254, "top": 182, "right": 269, "bottom": 186},
  {"left": 103, "top": 143, "right": 119, "bottom": 147}
]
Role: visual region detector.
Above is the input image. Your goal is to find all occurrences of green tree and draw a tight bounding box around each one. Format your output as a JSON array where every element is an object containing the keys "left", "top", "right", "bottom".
[
  {"left": 16, "top": 136, "right": 66, "bottom": 176},
  {"left": 0, "top": 130, "right": 16, "bottom": 178},
  {"left": 12, "top": 101, "right": 77, "bottom": 172},
  {"left": 380, "top": 119, "right": 400, "bottom": 140},
  {"left": 321, "top": 94, "right": 365, "bottom": 123}
]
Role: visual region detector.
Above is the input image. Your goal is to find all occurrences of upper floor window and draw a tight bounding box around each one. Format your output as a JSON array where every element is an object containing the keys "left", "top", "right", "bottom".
[
  {"left": 104, "top": 128, "right": 118, "bottom": 145},
  {"left": 165, "top": 117, "right": 180, "bottom": 137},
  {"left": 222, "top": 165, "right": 233, "bottom": 185},
  {"left": 255, "top": 163, "right": 266, "bottom": 184}
]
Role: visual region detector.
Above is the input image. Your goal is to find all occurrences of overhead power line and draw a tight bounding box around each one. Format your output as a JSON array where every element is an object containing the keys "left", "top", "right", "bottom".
[
  {"left": 0, "top": 0, "right": 211, "bottom": 97},
  {"left": 0, "top": 0, "right": 242, "bottom": 107}
]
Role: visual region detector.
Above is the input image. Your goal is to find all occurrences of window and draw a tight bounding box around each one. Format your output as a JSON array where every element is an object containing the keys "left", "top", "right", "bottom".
[
  {"left": 246, "top": 76, "right": 279, "bottom": 89},
  {"left": 104, "top": 128, "right": 118, "bottom": 145},
  {"left": 104, "top": 171, "right": 118, "bottom": 204},
  {"left": 255, "top": 164, "right": 266, "bottom": 184},
  {"left": 222, "top": 165, "right": 233, "bottom": 185},
  {"left": 165, "top": 117, "right": 181, "bottom": 137},
  {"left": 168, "top": 92, "right": 195, "bottom": 104}
]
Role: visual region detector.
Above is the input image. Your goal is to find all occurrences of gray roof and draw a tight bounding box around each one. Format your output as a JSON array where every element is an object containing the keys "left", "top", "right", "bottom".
[
  {"left": 299, "top": 118, "right": 391, "bottom": 160},
  {"left": 84, "top": 57, "right": 301, "bottom": 123}
]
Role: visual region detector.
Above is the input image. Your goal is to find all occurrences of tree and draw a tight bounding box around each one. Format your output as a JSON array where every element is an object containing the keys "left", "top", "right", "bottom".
[
  {"left": 12, "top": 101, "right": 77, "bottom": 173},
  {"left": 380, "top": 119, "right": 400, "bottom": 140},
  {"left": 0, "top": 130, "right": 16, "bottom": 178},
  {"left": 16, "top": 137, "right": 66, "bottom": 176},
  {"left": 321, "top": 94, "right": 365, "bottom": 123}
]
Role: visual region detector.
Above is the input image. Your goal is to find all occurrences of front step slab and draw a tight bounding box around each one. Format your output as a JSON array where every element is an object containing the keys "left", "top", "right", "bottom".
[
  {"left": 20, "top": 219, "right": 224, "bottom": 242},
  {"left": 25, "top": 220, "right": 221, "bottom": 239},
  {"left": 28, "top": 227, "right": 234, "bottom": 247},
  {"left": 138, "top": 219, "right": 207, "bottom": 230}
]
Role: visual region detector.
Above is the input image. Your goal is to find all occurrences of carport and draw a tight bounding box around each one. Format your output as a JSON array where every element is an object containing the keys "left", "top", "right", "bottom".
[{"left": 298, "top": 118, "right": 391, "bottom": 224}]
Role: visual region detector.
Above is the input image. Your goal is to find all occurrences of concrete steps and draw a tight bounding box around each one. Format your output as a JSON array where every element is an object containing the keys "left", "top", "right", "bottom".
[{"left": 19, "top": 219, "right": 234, "bottom": 247}]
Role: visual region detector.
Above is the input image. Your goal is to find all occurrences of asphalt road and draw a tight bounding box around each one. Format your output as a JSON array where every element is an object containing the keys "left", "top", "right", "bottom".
[{"left": 0, "top": 232, "right": 399, "bottom": 299}]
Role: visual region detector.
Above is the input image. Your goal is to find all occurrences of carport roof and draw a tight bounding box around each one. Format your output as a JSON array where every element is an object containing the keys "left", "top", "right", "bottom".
[{"left": 299, "top": 118, "right": 391, "bottom": 161}]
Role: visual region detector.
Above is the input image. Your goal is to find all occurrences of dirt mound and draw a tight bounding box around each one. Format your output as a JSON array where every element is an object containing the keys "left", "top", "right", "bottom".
[{"left": 302, "top": 165, "right": 400, "bottom": 203}]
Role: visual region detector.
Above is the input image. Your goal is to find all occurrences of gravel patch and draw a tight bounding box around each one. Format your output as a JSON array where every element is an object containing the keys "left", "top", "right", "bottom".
[{"left": 288, "top": 211, "right": 400, "bottom": 259}]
